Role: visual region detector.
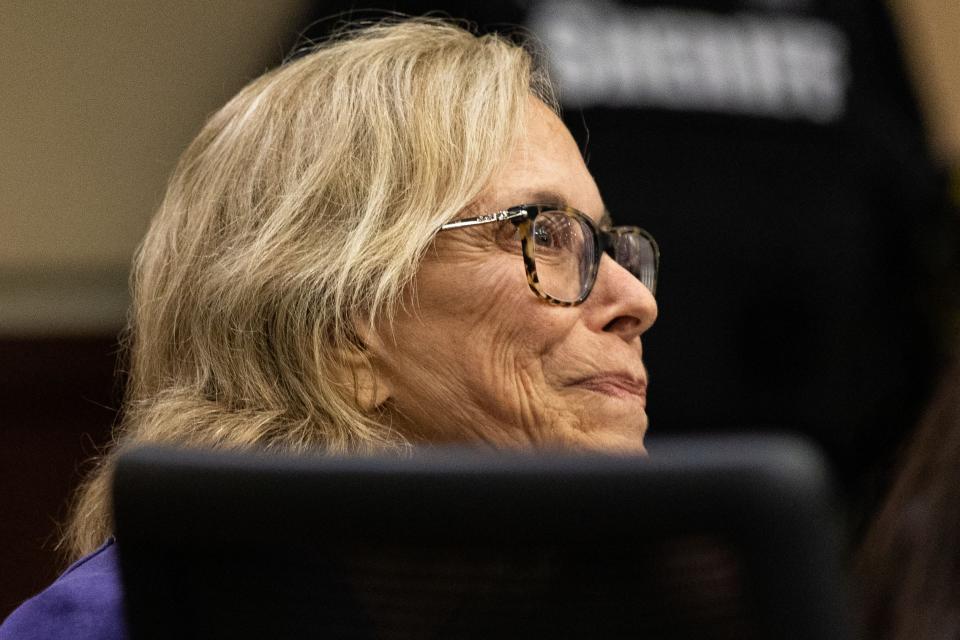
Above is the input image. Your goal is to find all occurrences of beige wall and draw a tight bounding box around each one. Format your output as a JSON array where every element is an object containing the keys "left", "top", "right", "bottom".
[
  {"left": 0, "top": 1, "right": 313, "bottom": 333},
  {"left": 889, "top": 0, "right": 960, "bottom": 165}
]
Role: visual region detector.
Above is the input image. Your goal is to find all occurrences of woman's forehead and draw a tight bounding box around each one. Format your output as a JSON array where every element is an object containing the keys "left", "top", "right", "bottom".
[{"left": 491, "top": 104, "right": 605, "bottom": 220}]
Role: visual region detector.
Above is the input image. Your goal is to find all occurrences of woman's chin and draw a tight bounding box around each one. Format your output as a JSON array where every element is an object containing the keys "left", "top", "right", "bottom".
[
  {"left": 583, "top": 427, "right": 648, "bottom": 453},
  {"left": 560, "top": 412, "right": 648, "bottom": 453},
  {"left": 584, "top": 391, "right": 649, "bottom": 427}
]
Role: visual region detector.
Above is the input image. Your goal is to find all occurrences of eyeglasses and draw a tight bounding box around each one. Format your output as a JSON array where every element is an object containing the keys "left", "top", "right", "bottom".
[{"left": 437, "top": 204, "right": 659, "bottom": 306}]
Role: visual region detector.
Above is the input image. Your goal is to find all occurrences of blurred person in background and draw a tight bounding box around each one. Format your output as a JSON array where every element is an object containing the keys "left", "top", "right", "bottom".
[
  {"left": 855, "top": 2, "right": 960, "bottom": 638},
  {"left": 0, "top": 18, "right": 658, "bottom": 640},
  {"left": 856, "top": 346, "right": 960, "bottom": 640}
]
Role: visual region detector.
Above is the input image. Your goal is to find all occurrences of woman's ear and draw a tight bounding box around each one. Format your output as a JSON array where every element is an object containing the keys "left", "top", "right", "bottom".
[
  {"left": 338, "top": 324, "right": 393, "bottom": 412},
  {"left": 349, "top": 353, "right": 392, "bottom": 412}
]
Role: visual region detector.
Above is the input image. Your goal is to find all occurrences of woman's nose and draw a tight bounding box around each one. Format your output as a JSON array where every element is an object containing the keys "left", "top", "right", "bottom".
[{"left": 587, "top": 255, "right": 658, "bottom": 342}]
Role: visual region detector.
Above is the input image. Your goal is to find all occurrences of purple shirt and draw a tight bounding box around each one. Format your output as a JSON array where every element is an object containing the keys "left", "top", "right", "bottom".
[{"left": 0, "top": 539, "right": 127, "bottom": 640}]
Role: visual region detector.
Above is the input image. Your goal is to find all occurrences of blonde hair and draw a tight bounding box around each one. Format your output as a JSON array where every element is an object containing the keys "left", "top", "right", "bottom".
[{"left": 65, "top": 18, "right": 556, "bottom": 559}]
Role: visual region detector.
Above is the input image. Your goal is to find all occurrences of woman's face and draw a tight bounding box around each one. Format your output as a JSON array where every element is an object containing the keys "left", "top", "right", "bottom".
[{"left": 371, "top": 99, "right": 658, "bottom": 452}]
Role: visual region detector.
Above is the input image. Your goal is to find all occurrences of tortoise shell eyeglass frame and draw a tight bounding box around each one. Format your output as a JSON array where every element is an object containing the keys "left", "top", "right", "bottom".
[{"left": 437, "top": 203, "right": 659, "bottom": 306}]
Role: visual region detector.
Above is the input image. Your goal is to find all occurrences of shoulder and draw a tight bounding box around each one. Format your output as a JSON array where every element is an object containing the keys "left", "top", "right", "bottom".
[{"left": 0, "top": 539, "right": 127, "bottom": 640}]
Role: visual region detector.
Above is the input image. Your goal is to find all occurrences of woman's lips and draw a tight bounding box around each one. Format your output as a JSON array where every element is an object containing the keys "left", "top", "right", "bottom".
[{"left": 570, "top": 374, "right": 647, "bottom": 400}]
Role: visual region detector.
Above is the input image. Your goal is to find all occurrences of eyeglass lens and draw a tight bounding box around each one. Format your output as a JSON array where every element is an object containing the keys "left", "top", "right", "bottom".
[
  {"left": 610, "top": 230, "right": 658, "bottom": 295},
  {"left": 530, "top": 210, "right": 656, "bottom": 303},
  {"left": 531, "top": 211, "right": 594, "bottom": 302}
]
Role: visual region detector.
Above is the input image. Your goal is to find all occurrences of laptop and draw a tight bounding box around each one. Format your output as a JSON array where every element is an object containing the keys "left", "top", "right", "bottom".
[{"left": 113, "top": 434, "right": 853, "bottom": 639}]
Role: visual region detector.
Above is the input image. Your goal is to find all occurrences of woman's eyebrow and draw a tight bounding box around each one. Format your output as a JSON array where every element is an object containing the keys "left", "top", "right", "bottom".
[{"left": 600, "top": 209, "right": 613, "bottom": 227}]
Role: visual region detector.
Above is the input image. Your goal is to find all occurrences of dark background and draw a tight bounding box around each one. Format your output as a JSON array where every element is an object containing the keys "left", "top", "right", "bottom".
[
  {"left": 3, "top": 0, "right": 958, "bottom": 620},
  {"left": 1, "top": 338, "right": 120, "bottom": 617}
]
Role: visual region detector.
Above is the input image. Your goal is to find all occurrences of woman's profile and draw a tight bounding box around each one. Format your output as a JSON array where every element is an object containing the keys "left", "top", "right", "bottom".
[{"left": 0, "top": 18, "right": 658, "bottom": 640}]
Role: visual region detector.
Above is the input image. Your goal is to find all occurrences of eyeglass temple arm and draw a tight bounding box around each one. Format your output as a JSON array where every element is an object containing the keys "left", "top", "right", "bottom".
[{"left": 437, "top": 209, "right": 528, "bottom": 231}]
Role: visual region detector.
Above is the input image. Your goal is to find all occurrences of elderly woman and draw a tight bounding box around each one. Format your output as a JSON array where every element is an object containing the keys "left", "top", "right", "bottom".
[{"left": 0, "top": 18, "right": 657, "bottom": 639}]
